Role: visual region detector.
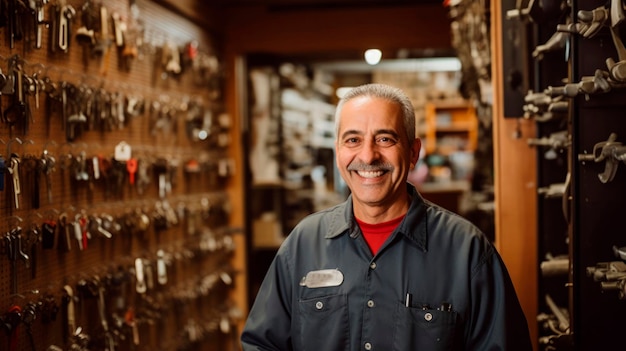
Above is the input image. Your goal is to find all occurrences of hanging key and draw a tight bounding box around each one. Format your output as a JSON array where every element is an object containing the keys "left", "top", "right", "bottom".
[
  {"left": 7, "top": 0, "right": 21, "bottom": 49},
  {"left": 4, "top": 233, "right": 17, "bottom": 294},
  {"left": 57, "top": 213, "right": 71, "bottom": 252},
  {"left": 73, "top": 150, "right": 89, "bottom": 181},
  {"left": 126, "top": 157, "right": 137, "bottom": 185},
  {"left": 15, "top": 227, "right": 30, "bottom": 269},
  {"left": 153, "top": 158, "right": 169, "bottom": 198},
  {"left": 0, "top": 69, "right": 7, "bottom": 123},
  {"left": 136, "top": 157, "right": 150, "bottom": 195},
  {"left": 22, "top": 75, "right": 37, "bottom": 123},
  {"left": 22, "top": 301, "right": 38, "bottom": 351},
  {"left": 124, "top": 306, "right": 140, "bottom": 346},
  {"left": 0, "top": 155, "right": 6, "bottom": 191},
  {"left": 0, "top": 0, "right": 7, "bottom": 28},
  {"left": 24, "top": 0, "right": 38, "bottom": 50},
  {"left": 28, "top": 154, "right": 42, "bottom": 209},
  {"left": 8, "top": 153, "right": 21, "bottom": 210},
  {"left": 157, "top": 249, "right": 167, "bottom": 285},
  {"left": 88, "top": 215, "right": 112, "bottom": 239},
  {"left": 41, "top": 218, "right": 56, "bottom": 249},
  {"left": 4, "top": 57, "right": 27, "bottom": 135},
  {"left": 143, "top": 259, "right": 154, "bottom": 290},
  {"left": 4, "top": 305, "right": 22, "bottom": 351},
  {"left": 57, "top": 3, "right": 75, "bottom": 53},
  {"left": 97, "top": 282, "right": 116, "bottom": 351},
  {"left": 78, "top": 214, "right": 89, "bottom": 249},
  {"left": 72, "top": 217, "right": 83, "bottom": 250},
  {"left": 40, "top": 293, "right": 59, "bottom": 324},
  {"left": 35, "top": 0, "right": 49, "bottom": 49},
  {"left": 134, "top": 257, "right": 146, "bottom": 294},
  {"left": 41, "top": 147, "right": 56, "bottom": 204},
  {"left": 92, "top": 155, "right": 100, "bottom": 180},
  {"left": 48, "top": 1, "right": 59, "bottom": 52},
  {"left": 26, "top": 223, "right": 40, "bottom": 278},
  {"left": 62, "top": 285, "right": 76, "bottom": 344}
]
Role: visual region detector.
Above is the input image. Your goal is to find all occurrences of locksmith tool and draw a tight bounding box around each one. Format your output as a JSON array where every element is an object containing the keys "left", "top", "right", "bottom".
[{"left": 578, "top": 133, "right": 626, "bottom": 183}]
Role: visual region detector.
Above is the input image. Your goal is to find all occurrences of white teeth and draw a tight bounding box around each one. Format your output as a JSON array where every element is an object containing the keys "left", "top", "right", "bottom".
[{"left": 356, "top": 170, "right": 383, "bottom": 178}]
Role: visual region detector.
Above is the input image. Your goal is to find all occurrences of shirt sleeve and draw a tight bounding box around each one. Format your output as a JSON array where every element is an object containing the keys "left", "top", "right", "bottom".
[
  {"left": 241, "top": 246, "right": 294, "bottom": 351},
  {"left": 466, "top": 244, "right": 533, "bottom": 350}
]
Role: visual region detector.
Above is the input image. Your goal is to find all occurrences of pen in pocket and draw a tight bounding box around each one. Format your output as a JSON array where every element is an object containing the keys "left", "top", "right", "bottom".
[{"left": 405, "top": 293, "right": 412, "bottom": 307}]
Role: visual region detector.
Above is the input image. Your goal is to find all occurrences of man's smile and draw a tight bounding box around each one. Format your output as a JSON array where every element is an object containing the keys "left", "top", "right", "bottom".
[{"left": 354, "top": 170, "right": 386, "bottom": 178}]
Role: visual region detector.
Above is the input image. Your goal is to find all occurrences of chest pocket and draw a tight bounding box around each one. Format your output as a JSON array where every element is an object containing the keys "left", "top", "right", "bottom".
[
  {"left": 392, "top": 302, "right": 460, "bottom": 351},
  {"left": 298, "top": 294, "right": 350, "bottom": 351}
]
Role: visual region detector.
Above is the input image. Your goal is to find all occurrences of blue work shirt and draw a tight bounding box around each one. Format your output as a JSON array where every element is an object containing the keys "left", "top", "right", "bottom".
[{"left": 242, "top": 186, "right": 532, "bottom": 350}]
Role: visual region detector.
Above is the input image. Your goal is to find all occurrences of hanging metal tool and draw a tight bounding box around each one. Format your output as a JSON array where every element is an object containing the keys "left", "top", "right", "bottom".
[{"left": 578, "top": 133, "right": 626, "bottom": 183}]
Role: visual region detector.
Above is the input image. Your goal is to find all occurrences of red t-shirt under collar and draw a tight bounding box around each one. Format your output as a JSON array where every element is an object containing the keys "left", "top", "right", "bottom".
[{"left": 356, "top": 214, "right": 406, "bottom": 255}]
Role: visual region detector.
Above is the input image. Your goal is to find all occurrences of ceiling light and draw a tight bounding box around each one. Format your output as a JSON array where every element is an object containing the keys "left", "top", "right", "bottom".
[{"left": 364, "top": 49, "right": 382, "bottom": 65}]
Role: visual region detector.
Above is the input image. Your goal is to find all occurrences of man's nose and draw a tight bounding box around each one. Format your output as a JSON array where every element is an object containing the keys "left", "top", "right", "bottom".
[{"left": 358, "top": 141, "right": 380, "bottom": 163}]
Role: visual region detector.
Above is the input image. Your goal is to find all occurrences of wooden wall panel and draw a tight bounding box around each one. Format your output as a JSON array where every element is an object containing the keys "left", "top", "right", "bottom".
[{"left": 491, "top": 1, "right": 538, "bottom": 348}]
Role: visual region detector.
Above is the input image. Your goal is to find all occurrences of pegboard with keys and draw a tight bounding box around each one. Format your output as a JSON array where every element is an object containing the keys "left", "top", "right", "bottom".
[{"left": 0, "top": 0, "right": 243, "bottom": 350}]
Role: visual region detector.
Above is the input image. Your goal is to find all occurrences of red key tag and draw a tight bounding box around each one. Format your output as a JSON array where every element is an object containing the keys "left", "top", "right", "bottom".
[
  {"left": 6, "top": 305, "right": 22, "bottom": 351},
  {"left": 126, "top": 158, "right": 138, "bottom": 184}
]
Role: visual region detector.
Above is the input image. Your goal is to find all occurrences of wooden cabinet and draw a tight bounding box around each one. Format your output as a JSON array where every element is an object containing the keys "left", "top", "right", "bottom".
[{"left": 424, "top": 100, "right": 477, "bottom": 155}]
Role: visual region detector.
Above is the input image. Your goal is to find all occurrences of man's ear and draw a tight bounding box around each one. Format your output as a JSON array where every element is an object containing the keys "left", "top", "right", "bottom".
[{"left": 410, "top": 138, "right": 422, "bottom": 165}]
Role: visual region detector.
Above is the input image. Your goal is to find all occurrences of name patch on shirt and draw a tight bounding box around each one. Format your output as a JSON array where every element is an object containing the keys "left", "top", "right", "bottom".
[{"left": 299, "top": 269, "right": 344, "bottom": 288}]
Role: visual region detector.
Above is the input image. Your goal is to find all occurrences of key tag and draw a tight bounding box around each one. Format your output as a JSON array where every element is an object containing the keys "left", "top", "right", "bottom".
[{"left": 114, "top": 141, "right": 132, "bottom": 162}]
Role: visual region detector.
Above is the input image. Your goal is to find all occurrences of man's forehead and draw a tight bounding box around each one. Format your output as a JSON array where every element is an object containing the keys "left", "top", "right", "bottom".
[{"left": 339, "top": 102, "right": 402, "bottom": 128}]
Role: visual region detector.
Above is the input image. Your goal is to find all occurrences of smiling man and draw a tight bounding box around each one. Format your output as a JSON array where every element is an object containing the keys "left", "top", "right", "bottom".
[{"left": 241, "top": 83, "right": 532, "bottom": 351}]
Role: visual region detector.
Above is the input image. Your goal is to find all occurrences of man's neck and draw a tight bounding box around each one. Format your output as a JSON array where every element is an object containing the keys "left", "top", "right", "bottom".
[{"left": 353, "top": 195, "right": 411, "bottom": 224}]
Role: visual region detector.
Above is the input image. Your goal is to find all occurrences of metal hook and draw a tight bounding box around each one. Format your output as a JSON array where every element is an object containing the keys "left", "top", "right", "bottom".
[
  {"left": 26, "top": 62, "right": 45, "bottom": 76},
  {"left": 57, "top": 142, "right": 75, "bottom": 170},
  {"left": 43, "top": 140, "right": 58, "bottom": 154},
  {"left": 7, "top": 137, "right": 23, "bottom": 156},
  {"left": 7, "top": 215, "right": 23, "bottom": 228},
  {"left": 44, "top": 208, "right": 60, "bottom": 221},
  {"left": 21, "top": 139, "right": 35, "bottom": 157},
  {"left": 26, "top": 211, "right": 43, "bottom": 228}
]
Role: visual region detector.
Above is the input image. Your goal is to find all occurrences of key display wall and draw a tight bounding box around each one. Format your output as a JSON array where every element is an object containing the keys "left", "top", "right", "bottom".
[
  {"left": 505, "top": 0, "right": 626, "bottom": 349},
  {"left": 0, "top": 1, "right": 242, "bottom": 351}
]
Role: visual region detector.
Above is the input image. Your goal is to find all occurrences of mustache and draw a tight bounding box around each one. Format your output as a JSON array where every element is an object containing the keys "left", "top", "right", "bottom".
[{"left": 347, "top": 161, "right": 394, "bottom": 172}]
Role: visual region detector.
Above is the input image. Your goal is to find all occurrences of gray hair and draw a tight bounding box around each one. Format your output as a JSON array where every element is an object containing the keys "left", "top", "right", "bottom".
[{"left": 334, "top": 83, "right": 416, "bottom": 143}]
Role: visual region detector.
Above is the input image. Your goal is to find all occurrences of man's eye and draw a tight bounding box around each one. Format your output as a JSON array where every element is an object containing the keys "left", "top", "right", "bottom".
[
  {"left": 377, "top": 137, "right": 397, "bottom": 145},
  {"left": 345, "top": 138, "right": 360, "bottom": 144}
]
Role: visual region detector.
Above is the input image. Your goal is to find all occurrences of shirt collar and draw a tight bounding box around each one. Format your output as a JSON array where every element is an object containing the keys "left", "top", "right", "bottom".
[{"left": 325, "top": 184, "right": 428, "bottom": 252}]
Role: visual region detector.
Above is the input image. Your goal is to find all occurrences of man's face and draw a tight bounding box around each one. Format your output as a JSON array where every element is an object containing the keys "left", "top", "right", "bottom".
[{"left": 335, "top": 96, "right": 420, "bottom": 211}]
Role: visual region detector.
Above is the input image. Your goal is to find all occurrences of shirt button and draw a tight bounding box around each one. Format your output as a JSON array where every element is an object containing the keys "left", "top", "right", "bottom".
[
  {"left": 369, "top": 262, "right": 377, "bottom": 269},
  {"left": 315, "top": 301, "right": 323, "bottom": 310},
  {"left": 367, "top": 300, "right": 375, "bottom": 308},
  {"left": 364, "top": 342, "right": 372, "bottom": 350},
  {"left": 424, "top": 312, "right": 433, "bottom": 321}
]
